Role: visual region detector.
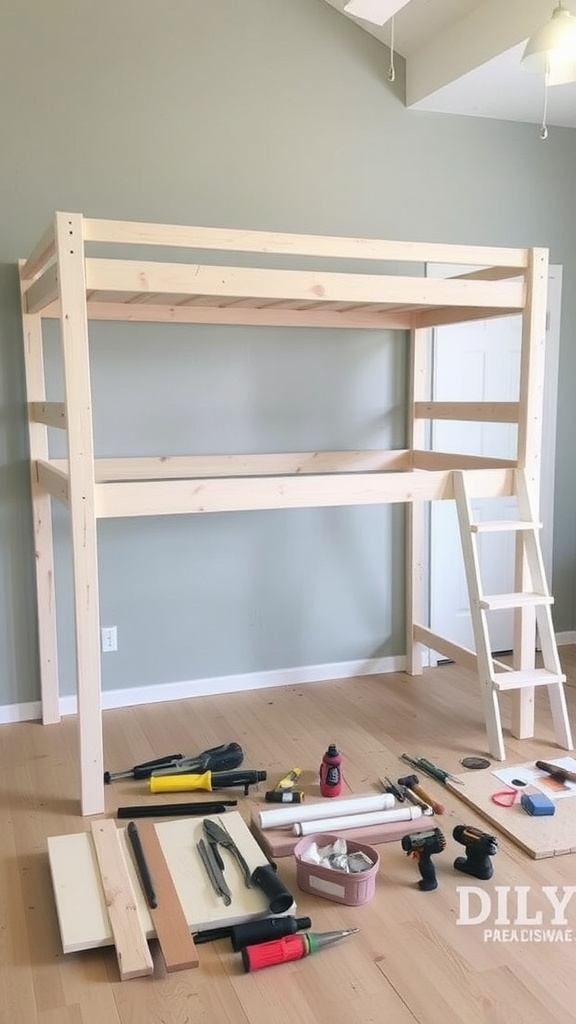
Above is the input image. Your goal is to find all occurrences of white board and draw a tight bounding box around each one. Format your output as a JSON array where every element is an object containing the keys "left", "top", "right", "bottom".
[{"left": 48, "top": 812, "right": 282, "bottom": 953}]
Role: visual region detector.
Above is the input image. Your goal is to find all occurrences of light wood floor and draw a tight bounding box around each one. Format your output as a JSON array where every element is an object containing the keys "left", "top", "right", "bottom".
[{"left": 3, "top": 649, "right": 576, "bottom": 1024}]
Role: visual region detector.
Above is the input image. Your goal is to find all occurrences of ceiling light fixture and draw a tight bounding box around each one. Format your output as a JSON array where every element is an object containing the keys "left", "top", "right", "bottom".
[{"left": 521, "top": 2, "right": 576, "bottom": 139}]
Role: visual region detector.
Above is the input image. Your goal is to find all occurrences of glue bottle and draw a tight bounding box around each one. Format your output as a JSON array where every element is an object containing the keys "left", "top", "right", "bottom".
[{"left": 319, "top": 743, "right": 342, "bottom": 797}]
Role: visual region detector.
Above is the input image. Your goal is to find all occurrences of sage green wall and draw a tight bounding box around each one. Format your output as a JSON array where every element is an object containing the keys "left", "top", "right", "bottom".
[{"left": 0, "top": 0, "right": 575, "bottom": 705}]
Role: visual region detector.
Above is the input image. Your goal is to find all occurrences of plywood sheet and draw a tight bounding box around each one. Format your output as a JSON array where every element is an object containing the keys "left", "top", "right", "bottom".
[
  {"left": 445, "top": 760, "right": 576, "bottom": 859},
  {"left": 48, "top": 812, "right": 279, "bottom": 954}
]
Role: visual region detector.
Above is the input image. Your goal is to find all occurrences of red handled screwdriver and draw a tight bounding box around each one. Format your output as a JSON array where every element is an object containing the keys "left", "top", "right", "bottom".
[{"left": 242, "top": 928, "right": 359, "bottom": 972}]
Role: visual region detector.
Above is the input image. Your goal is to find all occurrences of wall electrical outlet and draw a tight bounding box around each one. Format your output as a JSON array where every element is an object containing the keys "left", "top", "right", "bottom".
[{"left": 101, "top": 626, "right": 118, "bottom": 653}]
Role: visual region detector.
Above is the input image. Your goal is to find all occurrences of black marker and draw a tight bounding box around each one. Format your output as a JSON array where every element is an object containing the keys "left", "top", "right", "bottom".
[{"left": 127, "top": 821, "right": 158, "bottom": 908}]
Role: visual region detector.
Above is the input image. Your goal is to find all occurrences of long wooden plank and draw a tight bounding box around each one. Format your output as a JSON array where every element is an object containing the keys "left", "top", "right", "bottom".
[
  {"left": 89, "top": 820, "right": 153, "bottom": 980},
  {"left": 82, "top": 216, "right": 529, "bottom": 267},
  {"left": 34, "top": 299, "right": 414, "bottom": 329},
  {"left": 24, "top": 263, "right": 60, "bottom": 313},
  {"left": 413, "top": 401, "right": 519, "bottom": 423},
  {"left": 85, "top": 258, "right": 526, "bottom": 311},
  {"left": 135, "top": 821, "right": 199, "bottom": 972},
  {"left": 94, "top": 468, "right": 516, "bottom": 519},
  {"left": 55, "top": 212, "right": 104, "bottom": 817},
  {"left": 91, "top": 450, "right": 410, "bottom": 481}
]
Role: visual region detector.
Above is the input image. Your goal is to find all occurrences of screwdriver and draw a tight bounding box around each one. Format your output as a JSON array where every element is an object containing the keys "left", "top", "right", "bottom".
[
  {"left": 242, "top": 928, "right": 359, "bottom": 972},
  {"left": 150, "top": 769, "right": 267, "bottom": 795},
  {"left": 104, "top": 754, "right": 183, "bottom": 783}
]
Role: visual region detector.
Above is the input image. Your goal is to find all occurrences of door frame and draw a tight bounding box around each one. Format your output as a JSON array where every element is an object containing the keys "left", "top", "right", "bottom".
[{"left": 425, "top": 264, "right": 562, "bottom": 665}]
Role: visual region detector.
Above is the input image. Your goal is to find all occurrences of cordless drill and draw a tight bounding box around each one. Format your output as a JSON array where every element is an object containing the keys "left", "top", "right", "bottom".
[
  {"left": 401, "top": 828, "right": 446, "bottom": 891},
  {"left": 453, "top": 825, "right": 498, "bottom": 880}
]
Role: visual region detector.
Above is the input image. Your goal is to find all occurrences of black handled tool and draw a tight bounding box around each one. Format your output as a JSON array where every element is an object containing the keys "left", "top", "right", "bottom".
[
  {"left": 117, "top": 800, "right": 237, "bottom": 819},
  {"left": 127, "top": 821, "right": 158, "bottom": 908},
  {"left": 104, "top": 741, "right": 244, "bottom": 783},
  {"left": 104, "top": 753, "right": 184, "bottom": 783}
]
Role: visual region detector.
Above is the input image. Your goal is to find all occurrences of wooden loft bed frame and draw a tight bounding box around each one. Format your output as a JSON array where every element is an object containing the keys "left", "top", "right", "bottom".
[{"left": 18, "top": 212, "right": 554, "bottom": 815}]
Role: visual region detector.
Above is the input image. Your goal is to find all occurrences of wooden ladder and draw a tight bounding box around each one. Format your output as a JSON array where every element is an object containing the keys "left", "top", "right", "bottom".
[{"left": 453, "top": 469, "right": 573, "bottom": 761}]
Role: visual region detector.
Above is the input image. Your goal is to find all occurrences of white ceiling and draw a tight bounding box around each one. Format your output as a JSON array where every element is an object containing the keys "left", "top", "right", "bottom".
[{"left": 323, "top": 0, "right": 576, "bottom": 129}]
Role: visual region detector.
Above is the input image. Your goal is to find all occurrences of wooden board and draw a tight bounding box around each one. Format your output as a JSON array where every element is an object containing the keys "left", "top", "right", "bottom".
[
  {"left": 135, "top": 820, "right": 199, "bottom": 971},
  {"left": 48, "top": 812, "right": 280, "bottom": 954},
  {"left": 250, "top": 810, "right": 427, "bottom": 859},
  {"left": 89, "top": 820, "right": 153, "bottom": 979},
  {"left": 445, "top": 762, "right": 576, "bottom": 859}
]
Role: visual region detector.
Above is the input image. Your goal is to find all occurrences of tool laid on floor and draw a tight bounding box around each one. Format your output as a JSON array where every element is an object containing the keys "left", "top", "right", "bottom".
[
  {"left": 203, "top": 818, "right": 254, "bottom": 888},
  {"left": 104, "top": 753, "right": 184, "bottom": 783},
  {"left": 265, "top": 766, "right": 304, "bottom": 803},
  {"left": 194, "top": 915, "right": 312, "bottom": 947},
  {"left": 197, "top": 836, "right": 232, "bottom": 906},
  {"left": 380, "top": 777, "right": 405, "bottom": 802},
  {"left": 117, "top": 800, "right": 237, "bottom": 819},
  {"left": 401, "top": 828, "right": 446, "bottom": 891},
  {"left": 535, "top": 760, "right": 576, "bottom": 784},
  {"left": 396, "top": 785, "right": 433, "bottom": 816},
  {"left": 397, "top": 774, "right": 446, "bottom": 815},
  {"left": 401, "top": 753, "right": 463, "bottom": 785},
  {"left": 453, "top": 825, "right": 498, "bottom": 880},
  {"left": 241, "top": 928, "right": 359, "bottom": 973},
  {"left": 126, "top": 821, "right": 157, "bottom": 908},
  {"left": 150, "top": 768, "right": 267, "bottom": 796},
  {"left": 104, "top": 742, "right": 243, "bottom": 783}
]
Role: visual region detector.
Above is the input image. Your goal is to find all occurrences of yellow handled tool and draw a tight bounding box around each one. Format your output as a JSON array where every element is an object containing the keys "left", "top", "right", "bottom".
[{"left": 150, "top": 769, "right": 267, "bottom": 795}]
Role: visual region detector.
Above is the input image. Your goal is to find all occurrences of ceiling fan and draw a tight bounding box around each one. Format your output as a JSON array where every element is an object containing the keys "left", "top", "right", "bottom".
[{"left": 343, "top": 0, "right": 411, "bottom": 27}]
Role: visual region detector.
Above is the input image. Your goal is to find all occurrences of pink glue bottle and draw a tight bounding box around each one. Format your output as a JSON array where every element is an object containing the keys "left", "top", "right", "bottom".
[{"left": 319, "top": 744, "right": 342, "bottom": 797}]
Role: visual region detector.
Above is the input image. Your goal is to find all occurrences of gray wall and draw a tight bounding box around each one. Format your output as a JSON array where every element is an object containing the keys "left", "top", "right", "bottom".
[{"left": 0, "top": 0, "right": 575, "bottom": 705}]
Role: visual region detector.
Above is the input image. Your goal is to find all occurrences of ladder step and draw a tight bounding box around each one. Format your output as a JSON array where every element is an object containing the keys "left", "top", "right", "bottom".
[
  {"left": 471, "top": 520, "right": 541, "bottom": 533},
  {"left": 492, "top": 668, "right": 566, "bottom": 692},
  {"left": 480, "top": 591, "right": 553, "bottom": 611}
]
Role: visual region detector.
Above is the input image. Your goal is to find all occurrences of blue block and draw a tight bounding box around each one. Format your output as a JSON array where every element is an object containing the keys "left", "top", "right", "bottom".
[{"left": 520, "top": 792, "right": 555, "bottom": 816}]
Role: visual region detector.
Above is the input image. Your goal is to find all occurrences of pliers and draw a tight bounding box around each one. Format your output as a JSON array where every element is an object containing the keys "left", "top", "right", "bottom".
[{"left": 197, "top": 818, "right": 254, "bottom": 905}]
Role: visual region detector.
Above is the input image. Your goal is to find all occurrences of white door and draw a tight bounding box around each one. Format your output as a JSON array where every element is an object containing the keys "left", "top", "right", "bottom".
[{"left": 429, "top": 267, "right": 562, "bottom": 656}]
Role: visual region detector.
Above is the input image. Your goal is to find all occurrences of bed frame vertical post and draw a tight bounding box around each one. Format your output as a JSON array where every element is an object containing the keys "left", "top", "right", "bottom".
[
  {"left": 511, "top": 247, "right": 550, "bottom": 739},
  {"left": 55, "top": 212, "right": 104, "bottom": 815},
  {"left": 18, "top": 253, "right": 60, "bottom": 724},
  {"left": 406, "top": 325, "right": 430, "bottom": 674}
]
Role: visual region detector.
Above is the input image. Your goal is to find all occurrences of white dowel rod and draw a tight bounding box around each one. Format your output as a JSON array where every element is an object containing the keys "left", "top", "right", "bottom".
[
  {"left": 292, "top": 805, "right": 422, "bottom": 836},
  {"left": 257, "top": 792, "right": 395, "bottom": 830}
]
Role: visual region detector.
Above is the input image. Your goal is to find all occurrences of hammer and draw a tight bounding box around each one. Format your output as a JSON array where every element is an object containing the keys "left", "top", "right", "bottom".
[{"left": 398, "top": 774, "right": 445, "bottom": 816}]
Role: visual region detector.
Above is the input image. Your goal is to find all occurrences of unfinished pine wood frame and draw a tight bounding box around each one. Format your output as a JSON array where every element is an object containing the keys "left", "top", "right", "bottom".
[{"left": 19, "top": 212, "right": 553, "bottom": 815}]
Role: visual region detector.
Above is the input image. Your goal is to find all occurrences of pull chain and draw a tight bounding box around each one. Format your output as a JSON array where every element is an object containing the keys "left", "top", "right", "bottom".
[{"left": 388, "top": 16, "right": 396, "bottom": 82}]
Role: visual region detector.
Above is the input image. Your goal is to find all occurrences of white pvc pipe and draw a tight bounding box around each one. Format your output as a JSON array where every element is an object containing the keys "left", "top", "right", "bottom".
[
  {"left": 257, "top": 792, "right": 395, "bottom": 830},
  {"left": 292, "top": 805, "right": 422, "bottom": 836}
]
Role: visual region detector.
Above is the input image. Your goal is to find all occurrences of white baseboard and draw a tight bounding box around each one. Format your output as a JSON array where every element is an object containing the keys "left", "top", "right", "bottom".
[
  {"left": 556, "top": 631, "right": 576, "bottom": 646},
  {"left": 0, "top": 656, "right": 406, "bottom": 724}
]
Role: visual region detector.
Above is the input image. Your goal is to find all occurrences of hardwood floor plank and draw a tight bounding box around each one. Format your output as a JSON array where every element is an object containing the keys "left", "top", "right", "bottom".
[{"left": 2, "top": 648, "right": 576, "bottom": 1023}]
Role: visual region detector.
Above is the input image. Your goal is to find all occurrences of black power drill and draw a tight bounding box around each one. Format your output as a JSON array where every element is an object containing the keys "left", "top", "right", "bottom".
[
  {"left": 453, "top": 825, "right": 498, "bottom": 880},
  {"left": 401, "top": 828, "right": 446, "bottom": 891}
]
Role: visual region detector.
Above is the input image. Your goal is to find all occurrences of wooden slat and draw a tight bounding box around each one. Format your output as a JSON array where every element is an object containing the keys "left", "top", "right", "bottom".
[
  {"left": 40, "top": 299, "right": 413, "bottom": 330},
  {"left": 89, "top": 820, "right": 153, "bottom": 981},
  {"left": 413, "top": 401, "right": 519, "bottom": 423},
  {"left": 94, "top": 468, "right": 516, "bottom": 519},
  {"left": 411, "top": 450, "right": 516, "bottom": 470},
  {"left": 30, "top": 402, "right": 66, "bottom": 429},
  {"left": 84, "top": 258, "right": 526, "bottom": 311},
  {"left": 89, "top": 450, "right": 411, "bottom": 482},
  {"left": 24, "top": 264, "right": 59, "bottom": 314},
  {"left": 135, "top": 821, "right": 199, "bottom": 972},
  {"left": 412, "top": 625, "right": 479, "bottom": 673},
  {"left": 20, "top": 220, "right": 56, "bottom": 280},
  {"left": 36, "top": 459, "right": 69, "bottom": 505},
  {"left": 412, "top": 305, "right": 521, "bottom": 329},
  {"left": 82, "top": 216, "right": 530, "bottom": 267}
]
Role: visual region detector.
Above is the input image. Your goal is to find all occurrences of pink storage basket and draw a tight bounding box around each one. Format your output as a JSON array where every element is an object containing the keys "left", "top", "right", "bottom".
[{"left": 293, "top": 832, "right": 379, "bottom": 906}]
